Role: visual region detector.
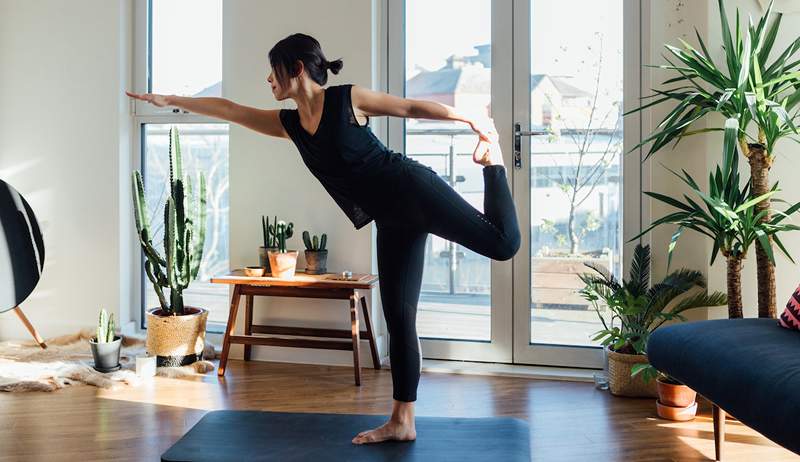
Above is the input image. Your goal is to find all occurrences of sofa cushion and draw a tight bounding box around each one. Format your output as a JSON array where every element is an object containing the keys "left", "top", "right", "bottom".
[
  {"left": 648, "top": 319, "right": 800, "bottom": 455},
  {"left": 779, "top": 285, "right": 800, "bottom": 331}
]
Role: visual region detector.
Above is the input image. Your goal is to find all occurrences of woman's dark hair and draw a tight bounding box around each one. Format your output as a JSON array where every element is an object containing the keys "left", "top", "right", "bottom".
[{"left": 268, "top": 33, "right": 343, "bottom": 86}]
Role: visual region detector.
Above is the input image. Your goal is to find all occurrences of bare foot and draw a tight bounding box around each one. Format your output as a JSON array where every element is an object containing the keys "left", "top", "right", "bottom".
[
  {"left": 351, "top": 418, "right": 417, "bottom": 444},
  {"left": 472, "top": 136, "right": 504, "bottom": 167}
]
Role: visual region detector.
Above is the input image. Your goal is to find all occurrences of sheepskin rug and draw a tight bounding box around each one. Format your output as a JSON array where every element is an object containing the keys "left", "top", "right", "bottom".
[{"left": 0, "top": 329, "right": 218, "bottom": 392}]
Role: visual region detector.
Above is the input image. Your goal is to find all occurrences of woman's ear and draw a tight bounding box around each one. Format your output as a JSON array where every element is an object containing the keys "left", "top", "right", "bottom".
[{"left": 292, "top": 59, "right": 305, "bottom": 79}]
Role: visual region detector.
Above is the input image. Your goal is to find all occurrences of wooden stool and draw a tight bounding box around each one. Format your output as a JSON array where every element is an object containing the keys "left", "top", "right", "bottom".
[{"left": 211, "top": 270, "right": 381, "bottom": 385}]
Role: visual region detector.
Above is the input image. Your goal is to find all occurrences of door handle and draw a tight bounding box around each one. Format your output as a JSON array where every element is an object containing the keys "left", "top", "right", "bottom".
[{"left": 513, "top": 123, "right": 549, "bottom": 170}]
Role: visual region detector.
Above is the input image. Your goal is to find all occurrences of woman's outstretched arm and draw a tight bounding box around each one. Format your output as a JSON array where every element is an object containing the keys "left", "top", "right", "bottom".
[
  {"left": 350, "top": 85, "right": 494, "bottom": 141},
  {"left": 125, "top": 91, "right": 289, "bottom": 139}
]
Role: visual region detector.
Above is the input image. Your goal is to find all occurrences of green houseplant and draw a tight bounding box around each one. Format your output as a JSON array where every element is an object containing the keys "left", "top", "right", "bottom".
[
  {"left": 89, "top": 308, "right": 121, "bottom": 373},
  {"left": 267, "top": 220, "right": 297, "bottom": 278},
  {"left": 626, "top": 0, "right": 800, "bottom": 318},
  {"left": 634, "top": 119, "right": 800, "bottom": 318},
  {"left": 132, "top": 126, "right": 209, "bottom": 367},
  {"left": 579, "top": 244, "right": 726, "bottom": 397},
  {"left": 302, "top": 230, "right": 328, "bottom": 274}
]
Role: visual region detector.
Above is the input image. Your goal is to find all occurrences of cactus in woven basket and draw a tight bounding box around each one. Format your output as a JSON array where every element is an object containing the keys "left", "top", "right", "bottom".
[
  {"left": 302, "top": 231, "right": 327, "bottom": 251},
  {"left": 132, "top": 126, "right": 207, "bottom": 316},
  {"left": 96, "top": 308, "right": 115, "bottom": 343}
]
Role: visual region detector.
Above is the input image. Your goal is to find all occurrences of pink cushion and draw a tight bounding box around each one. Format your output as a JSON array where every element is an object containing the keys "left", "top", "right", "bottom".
[{"left": 779, "top": 285, "right": 800, "bottom": 330}]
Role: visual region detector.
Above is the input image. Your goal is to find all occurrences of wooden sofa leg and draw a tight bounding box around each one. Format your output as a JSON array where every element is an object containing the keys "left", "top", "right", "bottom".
[{"left": 713, "top": 403, "right": 725, "bottom": 461}]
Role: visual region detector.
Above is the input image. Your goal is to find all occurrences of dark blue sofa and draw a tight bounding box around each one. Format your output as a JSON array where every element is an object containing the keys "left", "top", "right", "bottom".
[{"left": 648, "top": 319, "right": 800, "bottom": 460}]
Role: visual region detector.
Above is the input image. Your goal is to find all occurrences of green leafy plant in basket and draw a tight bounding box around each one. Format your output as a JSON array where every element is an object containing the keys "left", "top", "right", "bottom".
[{"left": 579, "top": 244, "right": 726, "bottom": 391}]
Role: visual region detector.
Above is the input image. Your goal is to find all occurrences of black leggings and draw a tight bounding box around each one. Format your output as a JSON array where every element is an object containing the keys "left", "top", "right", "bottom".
[{"left": 373, "top": 162, "right": 521, "bottom": 402}]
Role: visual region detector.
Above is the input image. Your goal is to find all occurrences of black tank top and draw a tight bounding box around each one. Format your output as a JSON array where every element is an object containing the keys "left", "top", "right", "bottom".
[{"left": 279, "top": 84, "right": 415, "bottom": 229}]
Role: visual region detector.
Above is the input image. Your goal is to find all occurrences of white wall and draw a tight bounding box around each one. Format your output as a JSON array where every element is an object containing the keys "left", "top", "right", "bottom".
[
  {"left": 223, "top": 0, "right": 385, "bottom": 366},
  {"left": 0, "top": 0, "right": 133, "bottom": 338}
]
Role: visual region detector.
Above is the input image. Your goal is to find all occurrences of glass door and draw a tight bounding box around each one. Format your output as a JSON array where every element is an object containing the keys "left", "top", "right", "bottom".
[
  {"left": 387, "top": 0, "right": 639, "bottom": 367},
  {"left": 512, "top": 0, "right": 640, "bottom": 367},
  {"left": 388, "top": 0, "right": 514, "bottom": 362}
]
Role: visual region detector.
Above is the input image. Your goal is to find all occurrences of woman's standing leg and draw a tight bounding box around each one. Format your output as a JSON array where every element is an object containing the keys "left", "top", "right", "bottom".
[{"left": 352, "top": 220, "right": 428, "bottom": 444}]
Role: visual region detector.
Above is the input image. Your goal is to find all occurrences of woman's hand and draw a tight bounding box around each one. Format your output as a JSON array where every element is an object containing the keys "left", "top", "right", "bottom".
[
  {"left": 468, "top": 117, "right": 498, "bottom": 143},
  {"left": 125, "top": 91, "right": 171, "bottom": 107}
]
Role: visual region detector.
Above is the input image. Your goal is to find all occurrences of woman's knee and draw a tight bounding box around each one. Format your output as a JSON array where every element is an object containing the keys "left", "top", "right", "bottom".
[{"left": 493, "top": 229, "right": 521, "bottom": 261}]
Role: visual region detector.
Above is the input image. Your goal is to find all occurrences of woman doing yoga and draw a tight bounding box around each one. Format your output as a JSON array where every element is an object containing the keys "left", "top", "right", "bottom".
[{"left": 126, "top": 33, "right": 521, "bottom": 445}]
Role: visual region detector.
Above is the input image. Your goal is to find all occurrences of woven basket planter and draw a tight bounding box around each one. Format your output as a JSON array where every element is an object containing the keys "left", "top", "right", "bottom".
[
  {"left": 606, "top": 346, "right": 658, "bottom": 398},
  {"left": 146, "top": 307, "right": 208, "bottom": 367}
]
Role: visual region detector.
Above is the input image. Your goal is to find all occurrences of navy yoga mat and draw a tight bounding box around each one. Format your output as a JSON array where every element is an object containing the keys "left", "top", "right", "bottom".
[{"left": 162, "top": 410, "right": 531, "bottom": 462}]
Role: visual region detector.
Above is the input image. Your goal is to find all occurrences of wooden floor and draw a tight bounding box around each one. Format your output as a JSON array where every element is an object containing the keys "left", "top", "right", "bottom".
[{"left": 0, "top": 359, "right": 796, "bottom": 462}]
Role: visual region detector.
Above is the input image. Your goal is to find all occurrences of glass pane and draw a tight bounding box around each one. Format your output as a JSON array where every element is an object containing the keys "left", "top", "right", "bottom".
[
  {"left": 142, "top": 124, "right": 230, "bottom": 326},
  {"left": 529, "top": 0, "right": 623, "bottom": 346},
  {"left": 405, "top": 0, "right": 492, "bottom": 341},
  {"left": 150, "top": 0, "right": 222, "bottom": 96}
]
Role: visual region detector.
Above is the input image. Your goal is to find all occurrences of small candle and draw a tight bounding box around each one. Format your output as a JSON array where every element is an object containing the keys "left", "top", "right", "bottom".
[{"left": 136, "top": 355, "right": 157, "bottom": 378}]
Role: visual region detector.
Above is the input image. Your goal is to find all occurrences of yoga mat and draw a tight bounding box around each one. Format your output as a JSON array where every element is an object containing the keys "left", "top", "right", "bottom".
[{"left": 162, "top": 410, "right": 531, "bottom": 462}]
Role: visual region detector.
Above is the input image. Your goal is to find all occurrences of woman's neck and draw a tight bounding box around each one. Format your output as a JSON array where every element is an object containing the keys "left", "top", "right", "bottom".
[{"left": 293, "top": 84, "right": 325, "bottom": 120}]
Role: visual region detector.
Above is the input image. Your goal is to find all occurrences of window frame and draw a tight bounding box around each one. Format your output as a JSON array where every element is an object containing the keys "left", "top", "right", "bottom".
[{"left": 131, "top": 0, "right": 228, "bottom": 332}]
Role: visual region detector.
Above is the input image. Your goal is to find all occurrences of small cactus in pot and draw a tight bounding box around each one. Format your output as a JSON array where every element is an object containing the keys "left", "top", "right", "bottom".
[
  {"left": 89, "top": 308, "right": 122, "bottom": 373},
  {"left": 267, "top": 220, "right": 298, "bottom": 278},
  {"left": 302, "top": 230, "right": 328, "bottom": 275}
]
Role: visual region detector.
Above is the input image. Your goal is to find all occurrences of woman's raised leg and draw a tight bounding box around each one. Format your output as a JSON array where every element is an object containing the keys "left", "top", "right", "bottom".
[{"left": 422, "top": 164, "right": 521, "bottom": 261}]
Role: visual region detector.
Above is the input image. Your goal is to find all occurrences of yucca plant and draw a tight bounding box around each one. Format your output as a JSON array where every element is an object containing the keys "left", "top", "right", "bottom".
[
  {"left": 132, "top": 126, "right": 207, "bottom": 316},
  {"left": 633, "top": 119, "right": 800, "bottom": 318},
  {"left": 579, "top": 244, "right": 727, "bottom": 382},
  {"left": 626, "top": 0, "right": 800, "bottom": 317}
]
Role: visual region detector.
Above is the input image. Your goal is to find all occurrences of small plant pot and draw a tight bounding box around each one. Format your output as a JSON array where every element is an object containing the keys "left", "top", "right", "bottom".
[
  {"left": 244, "top": 266, "right": 266, "bottom": 277},
  {"left": 657, "top": 377, "right": 697, "bottom": 408},
  {"left": 304, "top": 249, "right": 328, "bottom": 275},
  {"left": 259, "top": 246, "right": 279, "bottom": 273},
  {"left": 89, "top": 336, "right": 122, "bottom": 372},
  {"left": 267, "top": 250, "right": 299, "bottom": 278},
  {"left": 146, "top": 306, "right": 208, "bottom": 367},
  {"left": 656, "top": 400, "right": 698, "bottom": 421},
  {"left": 606, "top": 346, "right": 658, "bottom": 398}
]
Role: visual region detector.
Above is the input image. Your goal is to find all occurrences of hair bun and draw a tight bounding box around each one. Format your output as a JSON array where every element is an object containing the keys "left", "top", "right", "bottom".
[{"left": 327, "top": 58, "right": 343, "bottom": 75}]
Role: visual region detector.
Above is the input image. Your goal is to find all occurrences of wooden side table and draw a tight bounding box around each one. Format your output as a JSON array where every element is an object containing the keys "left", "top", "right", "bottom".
[{"left": 210, "top": 270, "right": 381, "bottom": 386}]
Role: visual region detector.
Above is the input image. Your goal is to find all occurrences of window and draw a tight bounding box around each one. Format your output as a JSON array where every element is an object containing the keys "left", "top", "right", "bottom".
[{"left": 134, "top": 0, "right": 229, "bottom": 328}]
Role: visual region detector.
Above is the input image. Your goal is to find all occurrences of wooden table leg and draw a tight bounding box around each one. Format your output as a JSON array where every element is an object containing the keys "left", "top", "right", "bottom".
[
  {"left": 350, "top": 290, "right": 361, "bottom": 386},
  {"left": 244, "top": 294, "right": 254, "bottom": 361},
  {"left": 713, "top": 403, "right": 725, "bottom": 461},
  {"left": 218, "top": 285, "right": 242, "bottom": 377},
  {"left": 12, "top": 306, "right": 47, "bottom": 349},
  {"left": 359, "top": 296, "right": 380, "bottom": 370}
]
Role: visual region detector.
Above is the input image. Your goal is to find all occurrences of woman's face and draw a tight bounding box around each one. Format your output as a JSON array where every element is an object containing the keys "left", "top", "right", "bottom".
[{"left": 267, "top": 64, "right": 297, "bottom": 101}]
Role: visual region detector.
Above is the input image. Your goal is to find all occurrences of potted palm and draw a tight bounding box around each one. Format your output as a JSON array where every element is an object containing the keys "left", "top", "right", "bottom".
[
  {"left": 132, "top": 126, "right": 209, "bottom": 367},
  {"left": 267, "top": 220, "right": 297, "bottom": 278},
  {"left": 302, "top": 230, "right": 328, "bottom": 274},
  {"left": 626, "top": 0, "right": 800, "bottom": 318},
  {"left": 89, "top": 308, "right": 121, "bottom": 372},
  {"left": 579, "top": 244, "right": 726, "bottom": 397},
  {"left": 633, "top": 119, "right": 800, "bottom": 318}
]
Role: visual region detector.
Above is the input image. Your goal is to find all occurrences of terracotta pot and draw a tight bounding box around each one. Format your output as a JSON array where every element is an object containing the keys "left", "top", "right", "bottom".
[
  {"left": 267, "top": 250, "right": 299, "bottom": 278},
  {"left": 657, "top": 378, "right": 697, "bottom": 408},
  {"left": 606, "top": 346, "right": 658, "bottom": 398},
  {"left": 146, "top": 306, "right": 208, "bottom": 367},
  {"left": 259, "top": 246, "right": 279, "bottom": 272},
  {"left": 656, "top": 400, "right": 698, "bottom": 421},
  {"left": 304, "top": 249, "right": 328, "bottom": 275}
]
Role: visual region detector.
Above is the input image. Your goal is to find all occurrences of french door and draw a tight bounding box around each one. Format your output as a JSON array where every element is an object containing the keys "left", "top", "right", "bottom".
[{"left": 386, "top": 0, "right": 642, "bottom": 367}]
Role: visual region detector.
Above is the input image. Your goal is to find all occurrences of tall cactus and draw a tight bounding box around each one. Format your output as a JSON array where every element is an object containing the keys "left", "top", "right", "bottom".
[{"left": 132, "top": 126, "right": 207, "bottom": 316}]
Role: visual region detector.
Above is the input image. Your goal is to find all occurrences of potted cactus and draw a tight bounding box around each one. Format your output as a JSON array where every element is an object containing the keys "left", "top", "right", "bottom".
[
  {"left": 302, "top": 230, "right": 328, "bottom": 274},
  {"left": 258, "top": 215, "right": 279, "bottom": 273},
  {"left": 132, "top": 126, "right": 209, "bottom": 367},
  {"left": 267, "top": 220, "right": 297, "bottom": 278},
  {"left": 89, "top": 308, "right": 121, "bottom": 372}
]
